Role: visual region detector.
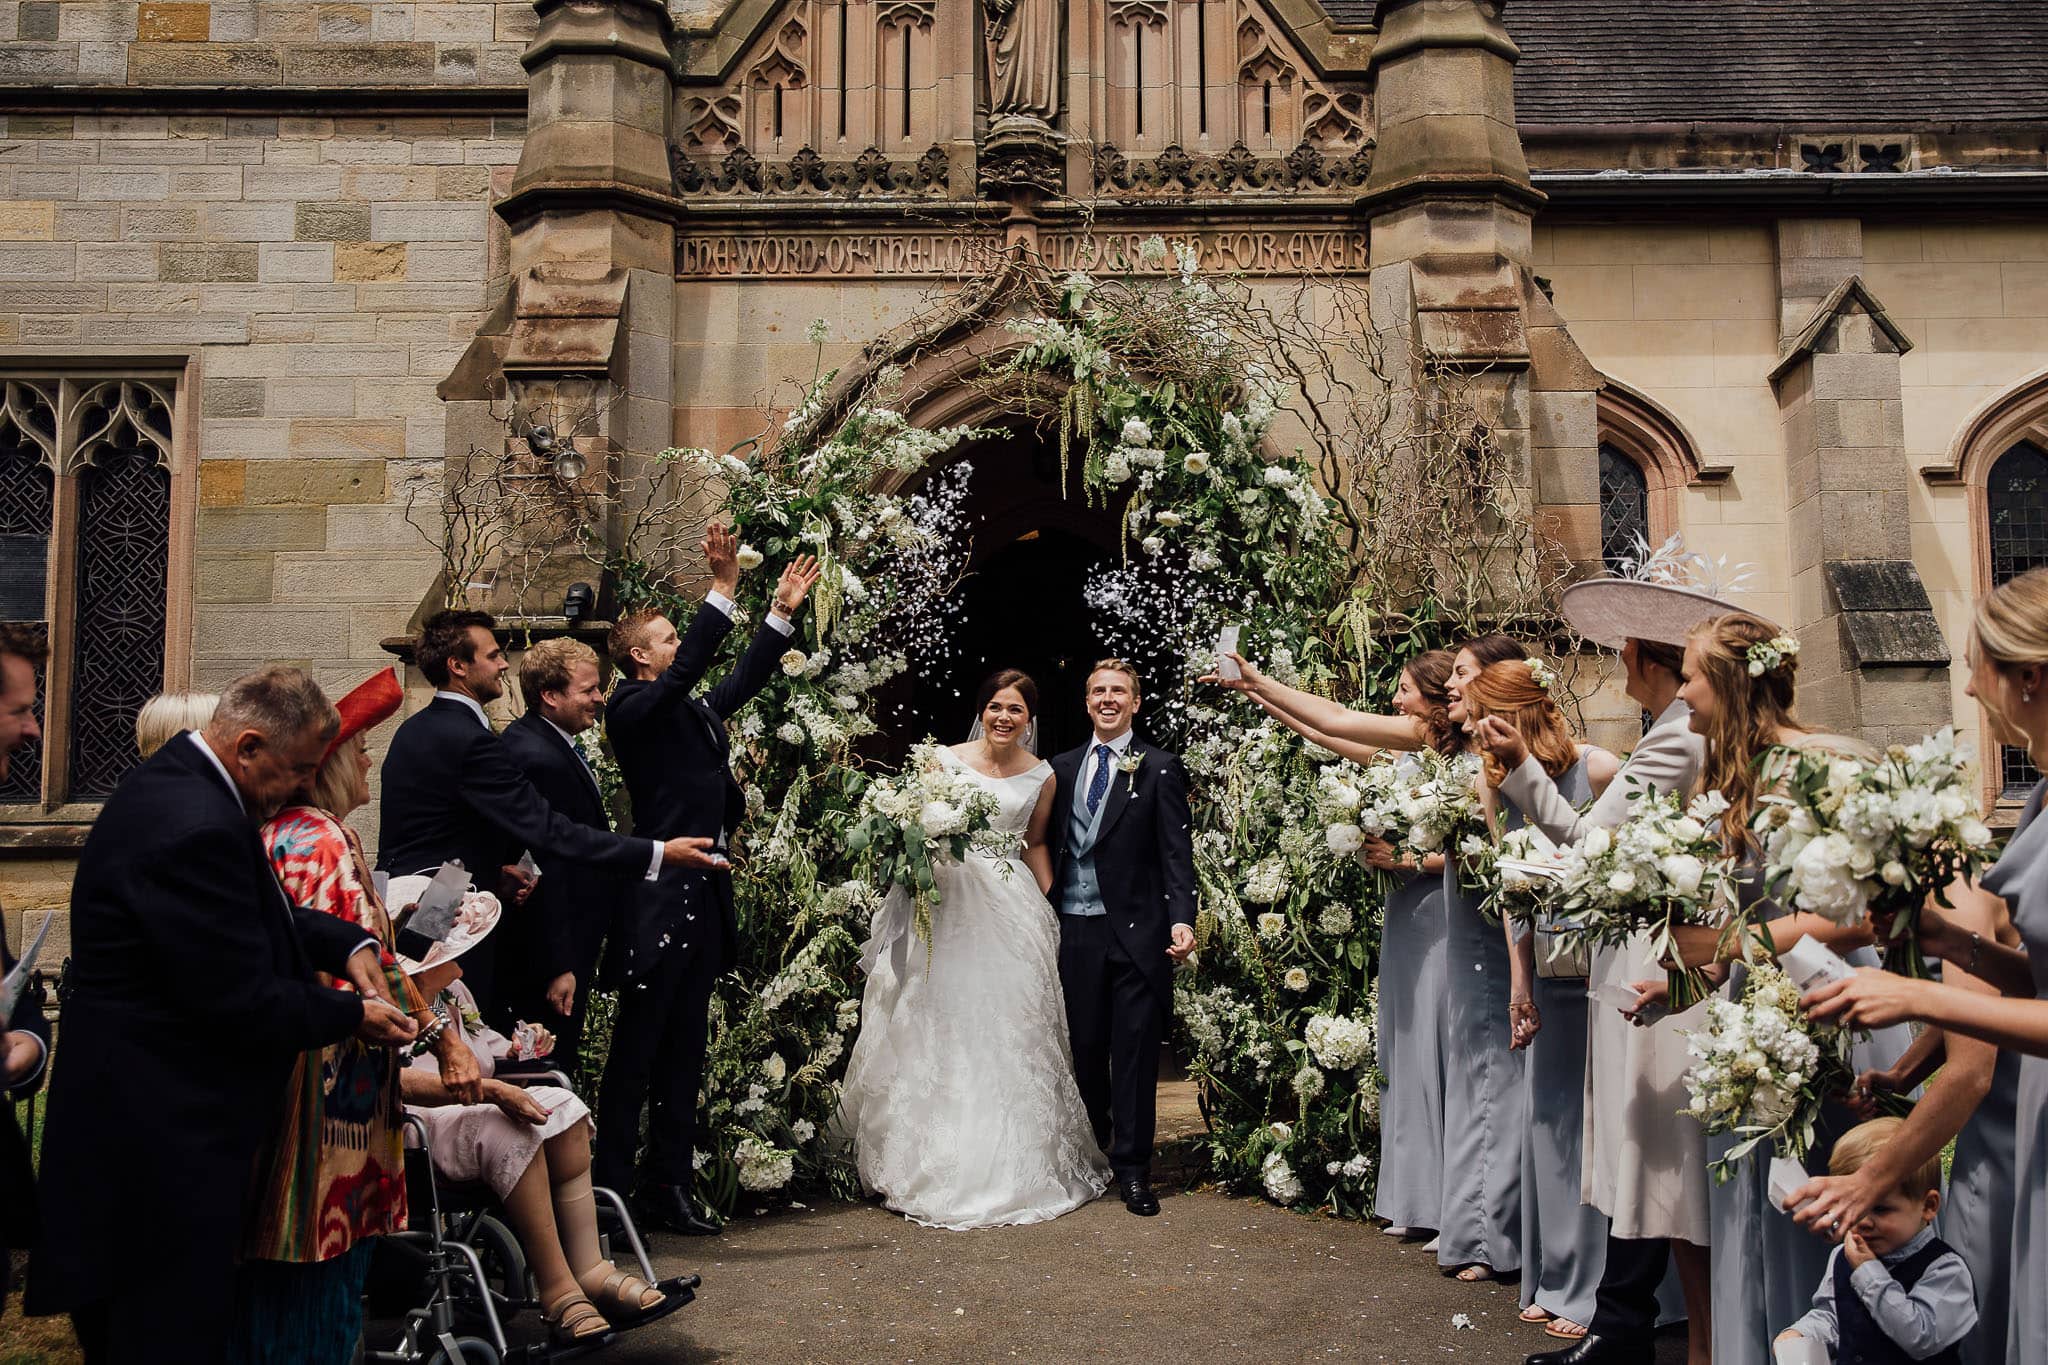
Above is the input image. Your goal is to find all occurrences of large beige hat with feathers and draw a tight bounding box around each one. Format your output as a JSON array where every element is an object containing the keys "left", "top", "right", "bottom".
[{"left": 1562, "top": 535, "right": 1775, "bottom": 648}]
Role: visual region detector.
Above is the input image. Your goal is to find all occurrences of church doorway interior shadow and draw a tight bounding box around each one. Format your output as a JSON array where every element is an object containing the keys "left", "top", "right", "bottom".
[{"left": 896, "top": 427, "right": 1123, "bottom": 761}]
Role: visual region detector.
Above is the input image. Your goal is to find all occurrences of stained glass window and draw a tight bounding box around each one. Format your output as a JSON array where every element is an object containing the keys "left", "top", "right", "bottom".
[
  {"left": 1988, "top": 440, "right": 2048, "bottom": 795},
  {"left": 1598, "top": 443, "right": 1650, "bottom": 572}
]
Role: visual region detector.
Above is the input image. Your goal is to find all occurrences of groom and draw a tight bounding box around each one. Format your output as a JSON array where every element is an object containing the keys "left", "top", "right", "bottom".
[{"left": 1046, "top": 658, "right": 1197, "bottom": 1217}]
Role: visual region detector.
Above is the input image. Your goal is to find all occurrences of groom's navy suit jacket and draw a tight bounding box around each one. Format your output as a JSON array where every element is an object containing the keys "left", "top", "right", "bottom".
[
  {"left": 606, "top": 599, "right": 787, "bottom": 981},
  {"left": 1045, "top": 735, "right": 1198, "bottom": 1004}
]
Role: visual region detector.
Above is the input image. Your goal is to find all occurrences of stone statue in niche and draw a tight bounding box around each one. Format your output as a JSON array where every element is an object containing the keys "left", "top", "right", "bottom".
[{"left": 985, "top": 0, "right": 1061, "bottom": 123}]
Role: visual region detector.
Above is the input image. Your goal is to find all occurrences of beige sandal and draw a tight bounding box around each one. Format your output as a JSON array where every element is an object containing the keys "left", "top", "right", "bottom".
[
  {"left": 543, "top": 1290, "right": 611, "bottom": 1344},
  {"left": 1545, "top": 1318, "right": 1589, "bottom": 1340},
  {"left": 579, "top": 1264, "right": 666, "bottom": 1320}
]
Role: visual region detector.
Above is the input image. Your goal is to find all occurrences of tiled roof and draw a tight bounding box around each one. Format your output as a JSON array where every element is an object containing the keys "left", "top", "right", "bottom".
[{"left": 1317, "top": 2, "right": 2048, "bottom": 126}]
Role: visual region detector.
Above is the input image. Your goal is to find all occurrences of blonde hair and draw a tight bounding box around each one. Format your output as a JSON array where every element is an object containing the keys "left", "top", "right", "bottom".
[
  {"left": 519, "top": 637, "right": 599, "bottom": 712},
  {"left": 304, "top": 731, "right": 370, "bottom": 818},
  {"left": 1971, "top": 568, "right": 2048, "bottom": 749},
  {"left": 1688, "top": 613, "right": 1804, "bottom": 858},
  {"left": 1088, "top": 657, "right": 1142, "bottom": 701},
  {"left": 1464, "top": 660, "right": 1578, "bottom": 784},
  {"left": 135, "top": 691, "right": 220, "bottom": 758},
  {"left": 1829, "top": 1116, "right": 1942, "bottom": 1200}
]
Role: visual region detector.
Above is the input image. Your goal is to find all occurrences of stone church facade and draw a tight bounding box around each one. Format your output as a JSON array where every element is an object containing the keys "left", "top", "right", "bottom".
[{"left": 2, "top": 0, "right": 2047, "bottom": 920}]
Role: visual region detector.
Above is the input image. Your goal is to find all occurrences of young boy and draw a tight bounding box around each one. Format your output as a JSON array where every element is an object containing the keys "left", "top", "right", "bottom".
[{"left": 1775, "top": 1116, "right": 1977, "bottom": 1363}]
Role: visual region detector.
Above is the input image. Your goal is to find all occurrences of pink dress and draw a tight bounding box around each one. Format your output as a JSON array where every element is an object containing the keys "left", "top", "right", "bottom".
[{"left": 405, "top": 981, "right": 589, "bottom": 1198}]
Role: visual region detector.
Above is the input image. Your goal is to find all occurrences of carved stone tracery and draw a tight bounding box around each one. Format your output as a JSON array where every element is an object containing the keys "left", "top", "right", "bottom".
[
  {"left": 1093, "top": 137, "right": 1374, "bottom": 197},
  {"left": 670, "top": 142, "right": 954, "bottom": 198}
]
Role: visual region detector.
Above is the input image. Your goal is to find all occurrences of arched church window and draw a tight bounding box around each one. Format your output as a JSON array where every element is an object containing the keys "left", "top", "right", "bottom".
[
  {"left": 1988, "top": 440, "right": 2048, "bottom": 793},
  {"left": 0, "top": 372, "right": 187, "bottom": 817},
  {"left": 1597, "top": 442, "right": 1651, "bottom": 573}
]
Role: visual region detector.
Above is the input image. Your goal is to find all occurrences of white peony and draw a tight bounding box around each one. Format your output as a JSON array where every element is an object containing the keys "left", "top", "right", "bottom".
[
  {"left": 1325, "top": 823, "right": 1364, "bottom": 856},
  {"left": 919, "top": 800, "right": 966, "bottom": 837},
  {"left": 779, "top": 649, "right": 807, "bottom": 676},
  {"left": 1261, "top": 1151, "right": 1304, "bottom": 1204},
  {"left": 735, "top": 544, "right": 765, "bottom": 571},
  {"left": 1283, "top": 967, "right": 1311, "bottom": 993},
  {"left": 1121, "top": 417, "right": 1153, "bottom": 446}
]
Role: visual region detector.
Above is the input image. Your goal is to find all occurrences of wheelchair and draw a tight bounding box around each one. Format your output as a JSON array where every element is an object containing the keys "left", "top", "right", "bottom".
[{"left": 364, "top": 1066, "right": 699, "bottom": 1364}]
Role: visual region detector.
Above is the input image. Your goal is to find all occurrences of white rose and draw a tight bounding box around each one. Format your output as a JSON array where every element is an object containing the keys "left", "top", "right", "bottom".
[
  {"left": 1283, "top": 967, "right": 1310, "bottom": 992},
  {"left": 1881, "top": 860, "right": 1908, "bottom": 886},
  {"left": 779, "top": 649, "right": 807, "bottom": 676},
  {"left": 919, "top": 800, "right": 965, "bottom": 836},
  {"left": 1583, "top": 827, "right": 1612, "bottom": 858},
  {"left": 1658, "top": 854, "right": 1704, "bottom": 896},
  {"left": 1154, "top": 510, "right": 1183, "bottom": 528},
  {"left": 1121, "top": 417, "right": 1153, "bottom": 446},
  {"left": 1606, "top": 869, "right": 1638, "bottom": 896},
  {"left": 735, "top": 545, "right": 765, "bottom": 570},
  {"left": 1184, "top": 450, "right": 1212, "bottom": 474}
]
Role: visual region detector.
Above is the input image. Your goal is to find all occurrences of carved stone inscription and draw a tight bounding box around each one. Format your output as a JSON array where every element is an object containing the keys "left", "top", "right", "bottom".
[{"left": 676, "top": 228, "right": 1369, "bottom": 279}]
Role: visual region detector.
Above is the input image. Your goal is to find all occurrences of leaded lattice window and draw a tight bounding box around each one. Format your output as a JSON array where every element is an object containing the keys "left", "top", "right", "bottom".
[
  {"left": 1598, "top": 442, "right": 1650, "bottom": 573},
  {"left": 0, "top": 374, "right": 179, "bottom": 814},
  {"left": 1988, "top": 440, "right": 2048, "bottom": 795}
]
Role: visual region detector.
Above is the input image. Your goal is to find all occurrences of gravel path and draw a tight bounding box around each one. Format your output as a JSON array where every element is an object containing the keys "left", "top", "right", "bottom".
[{"left": 592, "top": 1190, "right": 1690, "bottom": 1364}]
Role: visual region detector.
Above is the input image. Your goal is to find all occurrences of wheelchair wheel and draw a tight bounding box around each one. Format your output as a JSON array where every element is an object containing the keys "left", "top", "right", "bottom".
[
  {"left": 467, "top": 1213, "right": 529, "bottom": 1308},
  {"left": 424, "top": 1336, "right": 500, "bottom": 1365}
]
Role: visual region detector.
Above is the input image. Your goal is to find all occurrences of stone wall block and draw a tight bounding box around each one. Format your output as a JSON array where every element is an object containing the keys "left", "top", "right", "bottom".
[
  {"left": 1529, "top": 389, "right": 1595, "bottom": 451},
  {"left": 160, "top": 242, "right": 257, "bottom": 281},
  {"left": 281, "top": 42, "right": 434, "bottom": 84},
  {"left": 1808, "top": 350, "right": 1900, "bottom": 402},
  {"left": 193, "top": 604, "right": 351, "bottom": 656},
  {"left": 1532, "top": 444, "right": 1599, "bottom": 505},
  {"left": 0, "top": 283, "right": 103, "bottom": 312},
  {"left": 137, "top": 2, "right": 211, "bottom": 41},
  {"left": 0, "top": 242, "right": 76, "bottom": 279},
  {"left": 203, "top": 201, "right": 294, "bottom": 240},
  {"left": 196, "top": 552, "right": 276, "bottom": 603},
  {"left": 169, "top": 166, "right": 245, "bottom": 199},
  {"left": 1817, "top": 490, "right": 1910, "bottom": 560},
  {"left": 127, "top": 41, "right": 282, "bottom": 83},
  {"left": 82, "top": 313, "right": 249, "bottom": 344},
  {"left": 265, "top": 378, "right": 356, "bottom": 417},
  {"left": 244, "top": 457, "right": 388, "bottom": 505},
  {"left": 367, "top": 200, "right": 480, "bottom": 242},
  {"left": 335, "top": 239, "right": 404, "bottom": 280},
  {"left": 201, "top": 377, "right": 266, "bottom": 418},
  {"left": 1814, "top": 397, "right": 1905, "bottom": 452},
  {"left": 1778, "top": 218, "right": 1864, "bottom": 262},
  {"left": 258, "top": 241, "right": 333, "bottom": 282},
  {"left": 244, "top": 165, "right": 342, "bottom": 200},
  {"left": 77, "top": 166, "right": 169, "bottom": 201},
  {"left": 285, "top": 417, "right": 406, "bottom": 455},
  {"left": 0, "top": 200, "right": 54, "bottom": 239},
  {"left": 295, "top": 201, "right": 371, "bottom": 242},
  {"left": 0, "top": 41, "right": 78, "bottom": 79},
  {"left": 274, "top": 551, "right": 434, "bottom": 602},
  {"left": 194, "top": 505, "right": 329, "bottom": 551}
]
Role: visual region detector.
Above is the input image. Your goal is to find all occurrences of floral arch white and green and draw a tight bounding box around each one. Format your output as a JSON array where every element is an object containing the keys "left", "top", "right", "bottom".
[{"left": 590, "top": 238, "right": 1540, "bottom": 1216}]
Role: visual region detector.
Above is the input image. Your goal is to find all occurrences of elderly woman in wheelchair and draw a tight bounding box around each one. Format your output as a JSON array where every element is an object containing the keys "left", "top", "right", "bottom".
[{"left": 394, "top": 880, "right": 680, "bottom": 1347}]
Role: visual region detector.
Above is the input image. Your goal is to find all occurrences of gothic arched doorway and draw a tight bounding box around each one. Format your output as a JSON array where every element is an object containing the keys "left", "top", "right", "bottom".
[{"left": 894, "top": 423, "right": 1123, "bottom": 759}]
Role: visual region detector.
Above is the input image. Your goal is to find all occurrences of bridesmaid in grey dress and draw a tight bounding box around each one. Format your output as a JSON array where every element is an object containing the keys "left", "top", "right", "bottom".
[
  {"left": 1435, "top": 637, "right": 1539, "bottom": 1281},
  {"left": 1369, "top": 832, "right": 1449, "bottom": 1235},
  {"left": 1666, "top": 615, "right": 1911, "bottom": 1365},
  {"left": 1464, "top": 660, "right": 1620, "bottom": 1335}
]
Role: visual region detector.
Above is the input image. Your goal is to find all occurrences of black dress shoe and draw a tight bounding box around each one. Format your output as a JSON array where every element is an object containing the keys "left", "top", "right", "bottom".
[
  {"left": 1523, "top": 1334, "right": 1652, "bottom": 1365},
  {"left": 635, "top": 1184, "right": 723, "bottom": 1236},
  {"left": 1117, "top": 1175, "right": 1160, "bottom": 1217}
]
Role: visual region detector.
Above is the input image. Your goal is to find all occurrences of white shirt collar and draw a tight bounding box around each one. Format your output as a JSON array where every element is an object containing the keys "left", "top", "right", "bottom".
[
  {"left": 185, "top": 730, "right": 246, "bottom": 813},
  {"left": 1092, "top": 729, "right": 1136, "bottom": 758},
  {"left": 434, "top": 690, "right": 491, "bottom": 730},
  {"left": 541, "top": 715, "right": 588, "bottom": 755}
]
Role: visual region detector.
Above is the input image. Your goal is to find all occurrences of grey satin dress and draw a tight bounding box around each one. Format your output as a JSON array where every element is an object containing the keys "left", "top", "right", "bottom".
[
  {"left": 1978, "top": 778, "right": 2046, "bottom": 1365},
  {"left": 1508, "top": 759, "right": 1609, "bottom": 1325},
  {"left": 1437, "top": 781, "right": 1527, "bottom": 1273},
  {"left": 1707, "top": 858, "right": 1913, "bottom": 1363},
  {"left": 1941, "top": 1044, "right": 2018, "bottom": 1365},
  {"left": 1372, "top": 836, "right": 1449, "bottom": 1231}
]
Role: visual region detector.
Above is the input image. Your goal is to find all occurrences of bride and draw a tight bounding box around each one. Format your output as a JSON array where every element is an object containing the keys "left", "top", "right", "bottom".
[{"left": 837, "top": 669, "right": 1110, "bottom": 1229}]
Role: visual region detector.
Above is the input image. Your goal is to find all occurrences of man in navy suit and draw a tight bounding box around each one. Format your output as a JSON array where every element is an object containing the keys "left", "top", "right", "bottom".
[
  {"left": 28, "top": 666, "right": 418, "bottom": 1362},
  {"left": 596, "top": 526, "right": 818, "bottom": 1233},
  {"left": 499, "top": 635, "right": 616, "bottom": 1069},
  {"left": 1044, "top": 659, "right": 1198, "bottom": 1217},
  {"left": 378, "top": 610, "right": 719, "bottom": 1013}
]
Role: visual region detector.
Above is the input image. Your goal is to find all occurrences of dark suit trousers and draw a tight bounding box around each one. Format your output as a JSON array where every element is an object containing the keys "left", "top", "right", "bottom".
[
  {"left": 1588, "top": 1233, "right": 1669, "bottom": 1338},
  {"left": 594, "top": 914, "right": 723, "bottom": 1193},
  {"left": 68, "top": 1263, "right": 233, "bottom": 1365},
  {"left": 1056, "top": 912, "right": 1163, "bottom": 1179}
]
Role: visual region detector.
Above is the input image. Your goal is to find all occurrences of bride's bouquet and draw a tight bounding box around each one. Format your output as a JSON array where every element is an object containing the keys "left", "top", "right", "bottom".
[
  {"left": 1753, "top": 727, "right": 1995, "bottom": 977},
  {"left": 1544, "top": 786, "right": 1741, "bottom": 1007},
  {"left": 1681, "top": 959, "right": 1853, "bottom": 1182},
  {"left": 844, "top": 740, "right": 1019, "bottom": 952}
]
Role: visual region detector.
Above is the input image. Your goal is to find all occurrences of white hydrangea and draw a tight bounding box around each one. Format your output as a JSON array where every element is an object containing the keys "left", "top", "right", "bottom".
[
  {"left": 1121, "top": 417, "right": 1153, "bottom": 446},
  {"left": 1304, "top": 1012, "right": 1374, "bottom": 1071},
  {"left": 1243, "top": 859, "right": 1289, "bottom": 904},
  {"left": 1261, "top": 1150, "right": 1304, "bottom": 1204},
  {"left": 733, "top": 1137, "right": 795, "bottom": 1192},
  {"left": 790, "top": 1118, "right": 815, "bottom": 1143}
]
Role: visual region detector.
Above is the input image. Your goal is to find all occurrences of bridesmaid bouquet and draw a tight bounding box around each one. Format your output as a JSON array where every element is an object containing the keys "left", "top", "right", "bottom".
[
  {"left": 1397, "top": 750, "right": 1486, "bottom": 886},
  {"left": 1545, "top": 786, "right": 1741, "bottom": 1008},
  {"left": 1753, "top": 727, "right": 1995, "bottom": 978},
  {"left": 1681, "top": 959, "right": 1852, "bottom": 1182},
  {"left": 844, "top": 740, "right": 1016, "bottom": 950},
  {"left": 1484, "top": 825, "right": 1567, "bottom": 928}
]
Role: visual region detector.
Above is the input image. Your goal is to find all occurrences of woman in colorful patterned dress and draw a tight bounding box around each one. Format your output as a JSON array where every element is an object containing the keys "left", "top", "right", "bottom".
[{"left": 232, "top": 669, "right": 481, "bottom": 1364}]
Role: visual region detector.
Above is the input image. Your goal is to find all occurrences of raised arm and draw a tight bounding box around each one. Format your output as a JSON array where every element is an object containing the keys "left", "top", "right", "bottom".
[
  {"left": 706, "top": 554, "right": 820, "bottom": 719},
  {"left": 1266, "top": 704, "right": 1387, "bottom": 765},
  {"left": 1206, "top": 653, "right": 1427, "bottom": 751},
  {"left": 1806, "top": 970, "right": 2048, "bottom": 1057},
  {"left": 457, "top": 730, "right": 660, "bottom": 875},
  {"left": 1023, "top": 772, "right": 1057, "bottom": 896}
]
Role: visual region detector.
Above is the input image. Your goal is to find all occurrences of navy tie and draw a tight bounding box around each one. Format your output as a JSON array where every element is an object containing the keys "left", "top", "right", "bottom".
[{"left": 1086, "top": 744, "right": 1114, "bottom": 814}]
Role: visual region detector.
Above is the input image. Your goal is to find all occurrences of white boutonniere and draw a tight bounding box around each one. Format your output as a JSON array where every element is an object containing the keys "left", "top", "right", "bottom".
[{"left": 1118, "top": 750, "right": 1143, "bottom": 794}]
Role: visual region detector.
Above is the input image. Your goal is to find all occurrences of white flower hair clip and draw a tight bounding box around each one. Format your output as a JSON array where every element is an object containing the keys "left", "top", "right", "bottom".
[
  {"left": 1527, "top": 657, "right": 1557, "bottom": 693},
  {"left": 1746, "top": 634, "right": 1800, "bottom": 678}
]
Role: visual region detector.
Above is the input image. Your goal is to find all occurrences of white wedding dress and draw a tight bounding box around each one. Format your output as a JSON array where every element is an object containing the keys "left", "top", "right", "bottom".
[{"left": 837, "top": 748, "right": 1110, "bottom": 1229}]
